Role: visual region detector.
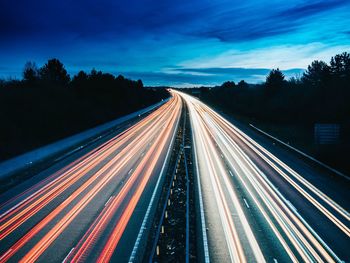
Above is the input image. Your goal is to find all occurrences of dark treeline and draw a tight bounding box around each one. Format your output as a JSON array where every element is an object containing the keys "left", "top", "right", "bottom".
[
  {"left": 179, "top": 52, "right": 350, "bottom": 174},
  {"left": 196, "top": 52, "right": 349, "bottom": 123},
  {"left": 0, "top": 58, "right": 168, "bottom": 161}
]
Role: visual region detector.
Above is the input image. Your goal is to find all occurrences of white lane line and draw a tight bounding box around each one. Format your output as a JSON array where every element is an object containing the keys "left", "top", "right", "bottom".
[
  {"left": 249, "top": 124, "right": 349, "bottom": 181},
  {"left": 128, "top": 168, "right": 133, "bottom": 175},
  {"left": 285, "top": 200, "right": 297, "bottom": 213},
  {"left": 229, "top": 170, "right": 234, "bottom": 177},
  {"left": 192, "top": 127, "right": 211, "bottom": 263},
  {"left": 224, "top": 128, "right": 343, "bottom": 262},
  {"left": 105, "top": 196, "right": 114, "bottom": 207},
  {"left": 62, "top": 247, "right": 75, "bottom": 263},
  {"left": 212, "top": 108, "right": 350, "bottom": 231},
  {"left": 128, "top": 109, "right": 180, "bottom": 263},
  {"left": 243, "top": 198, "right": 250, "bottom": 209}
]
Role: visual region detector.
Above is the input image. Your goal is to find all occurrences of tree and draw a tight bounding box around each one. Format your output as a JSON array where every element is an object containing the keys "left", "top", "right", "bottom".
[
  {"left": 302, "top": 60, "right": 330, "bottom": 87},
  {"left": 265, "top": 68, "right": 285, "bottom": 93},
  {"left": 330, "top": 52, "right": 350, "bottom": 80},
  {"left": 221, "top": 81, "right": 235, "bottom": 89},
  {"left": 137, "top": 79, "right": 143, "bottom": 89},
  {"left": 40, "top": 58, "right": 70, "bottom": 85},
  {"left": 73, "top": 70, "right": 88, "bottom": 82},
  {"left": 71, "top": 70, "right": 88, "bottom": 91},
  {"left": 23, "top": 61, "right": 39, "bottom": 83},
  {"left": 237, "top": 80, "right": 249, "bottom": 89}
]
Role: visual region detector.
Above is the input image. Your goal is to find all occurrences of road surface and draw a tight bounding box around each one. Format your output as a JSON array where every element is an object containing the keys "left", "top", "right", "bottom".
[
  {"left": 176, "top": 90, "right": 350, "bottom": 263},
  {"left": 1, "top": 90, "right": 349, "bottom": 263},
  {"left": 0, "top": 94, "right": 182, "bottom": 263}
]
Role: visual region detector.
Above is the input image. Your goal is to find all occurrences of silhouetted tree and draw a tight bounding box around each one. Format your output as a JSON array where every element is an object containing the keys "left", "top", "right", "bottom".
[
  {"left": 265, "top": 68, "right": 285, "bottom": 94},
  {"left": 330, "top": 52, "right": 350, "bottom": 80},
  {"left": 302, "top": 60, "right": 330, "bottom": 87},
  {"left": 23, "top": 61, "right": 39, "bottom": 83},
  {"left": 71, "top": 71, "right": 88, "bottom": 92},
  {"left": 237, "top": 80, "right": 249, "bottom": 89},
  {"left": 288, "top": 76, "right": 302, "bottom": 85},
  {"left": 73, "top": 70, "right": 88, "bottom": 82},
  {"left": 40, "top": 59, "right": 70, "bottom": 85},
  {"left": 0, "top": 61, "right": 169, "bottom": 163},
  {"left": 116, "top": 75, "right": 125, "bottom": 82},
  {"left": 137, "top": 79, "right": 143, "bottom": 89},
  {"left": 221, "top": 81, "right": 236, "bottom": 89},
  {"left": 89, "top": 68, "right": 102, "bottom": 80}
]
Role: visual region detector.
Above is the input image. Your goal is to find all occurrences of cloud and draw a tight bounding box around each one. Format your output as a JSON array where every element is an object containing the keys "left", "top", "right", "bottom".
[
  {"left": 179, "top": 43, "right": 350, "bottom": 69},
  {"left": 0, "top": 0, "right": 349, "bottom": 86},
  {"left": 2, "top": 0, "right": 348, "bottom": 43},
  {"left": 120, "top": 67, "right": 305, "bottom": 87},
  {"left": 276, "top": 0, "right": 348, "bottom": 20},
  {"left": 189, "top": 0, "right": 350, "bottom": 43}
]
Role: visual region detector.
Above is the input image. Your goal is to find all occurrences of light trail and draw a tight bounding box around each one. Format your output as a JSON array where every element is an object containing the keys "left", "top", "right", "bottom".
[
  {"left": 186, "top": 93, "right": 264, "bottom": 263},
  {"left": 0, "top": 89, "right": 348, "bottom": 262},
  {"left": 0, "top": 94, "right": 182, "bottom": 263},
  {"left": 0, "top": 103, "right": 167, "bottom": 239},
  {"left": 68, "top": 97, "right": 181, "bottom": 263},
  {"left": 176, "top": 90, "right": 348, "bottom": 263},
  {"left": 96, "top": 104, "right": 180, "bottom": 263}
]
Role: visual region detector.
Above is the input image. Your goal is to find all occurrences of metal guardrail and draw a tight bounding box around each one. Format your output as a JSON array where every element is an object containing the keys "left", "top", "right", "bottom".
[
  {"left": 148, "top": 151, "right": 182, "bottom": 263},
  {"left": 249, "top": 124, "right": 349, "bottom": 180},
  {"left": 149, "top": 101, "right": 191, "bottom": 263}
]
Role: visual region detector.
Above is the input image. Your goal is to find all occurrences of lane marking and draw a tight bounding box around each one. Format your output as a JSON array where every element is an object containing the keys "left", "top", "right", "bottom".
[
  {"left": 243, "top": 198, "right": 250, "bottom": 209},
  {"left": 249, "top": 124, "right": 349, "bottom": 181},
  {"left": 62, "top": 247, "right": 75, "bottom": 263},
  {"left": 192, "top": 127, "right": 211, "bottom": 263},
  {"left": 128, "top": 168, "right": 133, "bottom": 175},
  {"left": 128, "top": 107, "right": 180, "bottom": 263},
  {"left": 105, "top": 196, "right": 114, "bottom": 207},
  {"left": 285, "top": 200, "right": 297, "bottom": 213},
  {"left": 229, "top": 170, "right": 234, "bottom": 177},
  {"left": 186, "top": 98, "right": 210, "bottom": 263}
]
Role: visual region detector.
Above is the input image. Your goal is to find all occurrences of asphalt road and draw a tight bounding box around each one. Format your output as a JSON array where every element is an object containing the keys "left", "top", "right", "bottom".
[
  {"left": 1, "top": 90, "right": 349, "bottom": 263},
  {"left": 0, "top": 94, "right": 182, "bottom": 263},
  {"left": 176, "top": 90, "right": 350, "bottom": 263}
]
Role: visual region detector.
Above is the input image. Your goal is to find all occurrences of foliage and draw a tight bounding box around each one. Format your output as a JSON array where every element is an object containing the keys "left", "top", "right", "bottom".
[
  {"left": 198, "top": 52, "right": 350, "bottom": 124},
  {"left": 39, "top": 58, "right": 70, "bottom": 85},
  {"left": 0, "top": 59, "right": 168, "bottom": 161},
  {"left": 265, "top": 68, "right": 285, "bottom": 94}
]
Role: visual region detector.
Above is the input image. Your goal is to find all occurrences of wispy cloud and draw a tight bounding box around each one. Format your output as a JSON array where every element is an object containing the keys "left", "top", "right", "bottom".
[
  {"left": 121, "top": 67, "right": 304, "bottom": 87},
  {"left": 0, "top": 0, "right": 349, "bottom": 85}
]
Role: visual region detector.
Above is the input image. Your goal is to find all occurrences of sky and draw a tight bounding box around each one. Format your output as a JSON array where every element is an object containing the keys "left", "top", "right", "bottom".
[{"left": 0, "top": 0, "right": 349, "bottom": 86}]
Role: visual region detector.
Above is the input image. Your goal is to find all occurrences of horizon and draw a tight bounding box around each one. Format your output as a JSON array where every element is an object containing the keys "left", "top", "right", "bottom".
[
  {"left": 0, "top": 66, "right": 305, "bottom": 87},
  {"left": 1, "top": 0, "right": 349, "bottom": 86}
]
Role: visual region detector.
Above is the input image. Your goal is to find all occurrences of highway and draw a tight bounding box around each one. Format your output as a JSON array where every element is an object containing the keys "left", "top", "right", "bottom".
[
  {"left": 176, "top": 91, "right": 350, "bottom": 263},
  {"left": 1, "top": 89, "right": 349, "bottom": 263},
  {"left": 0, "top": 94, "right": 182, "bottom": 263}
]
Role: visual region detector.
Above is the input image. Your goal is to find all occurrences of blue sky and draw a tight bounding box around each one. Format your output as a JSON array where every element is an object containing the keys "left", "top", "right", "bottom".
[{"left": 0, "top": 0, "right": 349, "bottom": 86}]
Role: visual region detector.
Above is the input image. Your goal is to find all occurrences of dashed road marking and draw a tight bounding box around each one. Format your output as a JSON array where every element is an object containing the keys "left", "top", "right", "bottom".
[
  {"left": 105, "top": 196, "right": 114, "bottom": 207},
  {"left": 243, "top": 198, "right": 250, "bottom": 209},
  {"left": 62, "top": 247, "right": 75, "bottom": 263}
]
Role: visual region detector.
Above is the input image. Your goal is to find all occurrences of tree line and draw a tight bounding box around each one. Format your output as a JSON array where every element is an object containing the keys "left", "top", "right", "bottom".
[
  {"left": 197, "top": 52, "right": 350, "bottom": 124},
  {"left": 181, "top": 52, "right": 349, "bottom": 174},
  {"left": 0, "top": 59, "right": 168, "bottom": 161}
]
